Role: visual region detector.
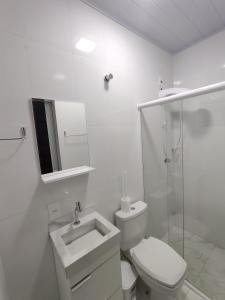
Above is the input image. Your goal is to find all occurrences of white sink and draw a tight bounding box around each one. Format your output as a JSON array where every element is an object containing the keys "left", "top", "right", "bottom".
[
  {"left": 50, "top": 212, "right": 120, "bottom": 276},
  {"left": 61, "top": 218, "right": 111, "bottom": 256}
]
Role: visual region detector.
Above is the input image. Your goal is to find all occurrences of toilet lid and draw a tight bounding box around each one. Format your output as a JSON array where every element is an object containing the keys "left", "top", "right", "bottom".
[{"left": 131, "top": 237, "right": 187, "bottom": 288}]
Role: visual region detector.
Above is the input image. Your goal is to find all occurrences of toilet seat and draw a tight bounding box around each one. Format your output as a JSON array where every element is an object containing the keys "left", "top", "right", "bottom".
[{"left": 130, "top": 237, "right": 187, "bottom": 289}]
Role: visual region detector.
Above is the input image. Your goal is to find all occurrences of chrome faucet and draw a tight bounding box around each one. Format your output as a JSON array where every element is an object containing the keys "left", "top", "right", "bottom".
[{"left": 74, "top": 201, "right": 82, "bottom": 225}]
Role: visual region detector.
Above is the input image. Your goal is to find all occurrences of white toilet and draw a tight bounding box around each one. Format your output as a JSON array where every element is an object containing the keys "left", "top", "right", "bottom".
[{"left": 115, "top": 201, "right": 187, "bottom": 299}]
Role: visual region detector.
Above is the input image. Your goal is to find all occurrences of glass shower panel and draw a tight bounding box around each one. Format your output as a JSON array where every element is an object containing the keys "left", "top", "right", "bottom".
[
  {"left": 140, "top": 102, "right": 184, "bottom": 257},
  {"left": 141, "top": 86, "right": 225, "bottom": 299},
  {"left": 163, "top": 102, "right": 184, "bottom": 258},
  {"left": 182, "top": 89, "right": 225, "bottom": 299}
]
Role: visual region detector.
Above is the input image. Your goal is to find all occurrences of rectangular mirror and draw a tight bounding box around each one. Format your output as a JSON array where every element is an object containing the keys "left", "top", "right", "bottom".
[{"left": 32, "top": 98, "right": 90, "bottom": 175}]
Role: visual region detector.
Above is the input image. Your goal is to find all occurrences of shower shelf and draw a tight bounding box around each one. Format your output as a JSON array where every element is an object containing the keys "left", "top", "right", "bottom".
[{"left": 41, "top": 166, "right": 95, "bottom": 184}]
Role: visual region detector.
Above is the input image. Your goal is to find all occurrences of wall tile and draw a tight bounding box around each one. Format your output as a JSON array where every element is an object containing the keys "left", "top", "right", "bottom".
[{"left": 0, "top": 1, "right": 172, "bottom": 299}]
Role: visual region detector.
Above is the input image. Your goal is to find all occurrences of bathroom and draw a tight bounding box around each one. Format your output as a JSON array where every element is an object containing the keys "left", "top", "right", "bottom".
[{"left": 1, "top": 0, "right": 225, "bottom": 300}]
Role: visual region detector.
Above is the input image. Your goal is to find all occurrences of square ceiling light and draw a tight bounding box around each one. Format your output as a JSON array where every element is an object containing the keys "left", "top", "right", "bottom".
[{"left": 75, "top": 38, "right": 96, "bottom": 53}]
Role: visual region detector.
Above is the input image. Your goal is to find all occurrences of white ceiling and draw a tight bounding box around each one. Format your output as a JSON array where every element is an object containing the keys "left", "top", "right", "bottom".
[{"left": 81, "top": 0, "right": 225, "bottom": 53}]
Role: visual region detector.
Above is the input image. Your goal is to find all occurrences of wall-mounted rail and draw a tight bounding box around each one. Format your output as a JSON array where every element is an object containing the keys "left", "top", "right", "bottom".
[
  {"left": 137, "top": 81, "right": 225, "bottom": 110},
  {"left": 0, "top": 127, "right": 26, "bottom": 141}
]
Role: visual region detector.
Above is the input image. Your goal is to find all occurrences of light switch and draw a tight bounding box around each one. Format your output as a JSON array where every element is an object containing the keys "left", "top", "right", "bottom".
[{"left": 48, "top": 202, "right": 61, "bottom": 221}]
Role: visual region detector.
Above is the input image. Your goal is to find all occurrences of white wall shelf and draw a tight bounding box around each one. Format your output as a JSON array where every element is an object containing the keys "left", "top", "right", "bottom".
[{"left": 41, "top": 166, "right": 95, "bottom": 184}]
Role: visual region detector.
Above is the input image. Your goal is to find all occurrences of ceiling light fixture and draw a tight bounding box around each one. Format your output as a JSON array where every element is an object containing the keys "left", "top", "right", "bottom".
[{"left": 75, "top": 38, "right": 96, "bottom": 53}]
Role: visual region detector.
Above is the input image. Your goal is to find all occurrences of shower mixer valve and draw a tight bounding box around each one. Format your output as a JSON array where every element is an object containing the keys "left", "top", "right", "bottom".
[{"left": 164, "top": 158, "right": 171, "bottom": 163}]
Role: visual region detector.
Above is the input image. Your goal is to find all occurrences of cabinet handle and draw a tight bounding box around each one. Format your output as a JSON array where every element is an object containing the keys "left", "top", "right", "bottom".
[{"left": 71, "top": 275, "right": 92, "bottom": 293}]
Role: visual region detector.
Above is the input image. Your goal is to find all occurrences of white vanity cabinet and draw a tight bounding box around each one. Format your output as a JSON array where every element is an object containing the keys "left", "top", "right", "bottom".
[
  {"left": 50, "top": 213, "right": 123, "bottom": 300},
  {"left": 70, "top": 252, "right": 122, "bottom": 300}
]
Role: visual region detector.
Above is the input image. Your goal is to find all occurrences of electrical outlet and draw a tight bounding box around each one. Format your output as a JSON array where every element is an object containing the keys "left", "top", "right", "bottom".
[{"left": 48, "top": 202, "right": 61, "bottom": 221}]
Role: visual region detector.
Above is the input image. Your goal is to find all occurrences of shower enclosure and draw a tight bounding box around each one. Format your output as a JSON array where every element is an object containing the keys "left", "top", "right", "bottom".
[{"left": 139, "top": 82, "right": 225, "bottom": 300}]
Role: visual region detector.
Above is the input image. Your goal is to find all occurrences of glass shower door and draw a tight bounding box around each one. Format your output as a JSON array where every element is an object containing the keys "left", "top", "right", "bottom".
[
  {"left": 182, "top": 89, "right": 225, "bottom": 299},
  {"left": 141, "top": 101, "right": 184, "bottom": 258},
  {"left": 162, "top": 102, "right": 184, "bottom": 258},
  {"left": 141, "top": 86, "right": 225, "bottom": 300}
]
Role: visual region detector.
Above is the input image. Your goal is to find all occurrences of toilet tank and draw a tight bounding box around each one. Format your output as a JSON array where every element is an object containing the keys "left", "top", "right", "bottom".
[{"left": 115, "top": 201, "right": 148, "bottom": 251}]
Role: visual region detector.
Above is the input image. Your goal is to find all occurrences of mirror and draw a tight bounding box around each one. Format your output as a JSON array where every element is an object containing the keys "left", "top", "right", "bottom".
[{"left": 32, "top": 99, "right": 90, "bottom": 175}]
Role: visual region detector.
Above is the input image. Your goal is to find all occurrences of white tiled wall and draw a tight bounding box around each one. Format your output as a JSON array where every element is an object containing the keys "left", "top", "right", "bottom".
[
  {"left": 173, "top": 29, "right": 225, "bottom": 89},
  {"left": 0, "top": 0, "right": 172, "bottom": 299}
]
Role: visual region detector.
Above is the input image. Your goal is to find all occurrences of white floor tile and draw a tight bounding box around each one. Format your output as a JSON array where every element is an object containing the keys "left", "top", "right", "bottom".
[{"left": 163, "top": 226, "right": 225, "bottom": 300}]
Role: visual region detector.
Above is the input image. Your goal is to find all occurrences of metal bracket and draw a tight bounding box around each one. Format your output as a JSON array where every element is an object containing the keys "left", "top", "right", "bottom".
[{"left": 0, "top": 127, "right": 26, "bottom": 141}]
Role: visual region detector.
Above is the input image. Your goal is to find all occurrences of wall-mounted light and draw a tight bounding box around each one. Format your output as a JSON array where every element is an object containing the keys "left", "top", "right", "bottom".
[{"left": 75, "top": 38, "right": 96, "bottom": 53}]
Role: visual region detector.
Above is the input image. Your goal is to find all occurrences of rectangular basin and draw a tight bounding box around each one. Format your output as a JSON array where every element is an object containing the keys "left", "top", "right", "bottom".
[
  {"left": 50, "top": 212, "right": 120, "bottom": 276},
  {"left": 61, "top": 219, "right": 110, "bottom": 256}
]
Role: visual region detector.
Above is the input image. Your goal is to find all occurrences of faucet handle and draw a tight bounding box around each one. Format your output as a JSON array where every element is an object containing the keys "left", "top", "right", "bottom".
[{"left": 75, "top": 201, "right": 82, "bottom": 212}]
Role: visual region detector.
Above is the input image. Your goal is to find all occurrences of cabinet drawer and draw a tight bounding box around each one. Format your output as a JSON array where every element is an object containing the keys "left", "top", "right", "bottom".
[{"left": 70, "top": 253, "right": 121, "bottom": 300}]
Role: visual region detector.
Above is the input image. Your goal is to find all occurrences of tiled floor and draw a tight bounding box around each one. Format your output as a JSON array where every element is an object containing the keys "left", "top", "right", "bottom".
[
  {"left": 163, "top": 226, "right": 225, "bottom": 300},
  {"left": 133, "top": 279, "right": 207, "bottom": 300}
]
